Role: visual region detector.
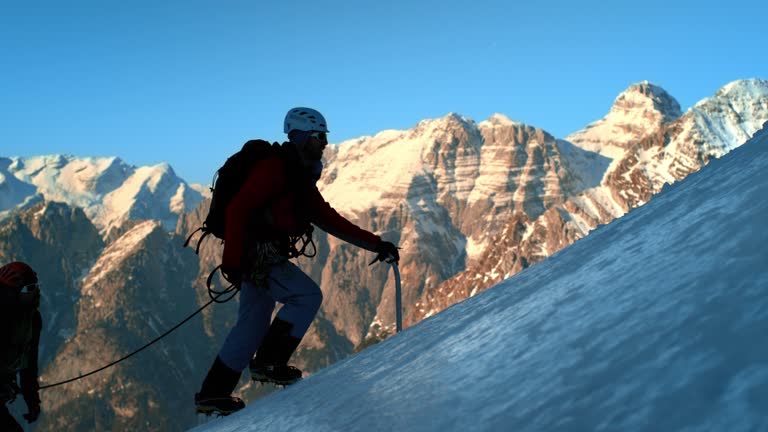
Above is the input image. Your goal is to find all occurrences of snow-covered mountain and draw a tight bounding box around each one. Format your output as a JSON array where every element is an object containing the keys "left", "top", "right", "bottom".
[
  {"left": 189, "top": 112, "right": 768, "bottom": 432},
  {"left": 1, "top": 78, "right": 766, "bottom": 431},
  {"left": 0, "top": 155, "right": 208, "bottom": 238}
]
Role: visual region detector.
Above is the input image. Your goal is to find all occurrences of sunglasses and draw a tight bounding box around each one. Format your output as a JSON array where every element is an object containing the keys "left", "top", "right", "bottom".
[{"left": 309, "top": 131, "right": 328, "bottom": 145}]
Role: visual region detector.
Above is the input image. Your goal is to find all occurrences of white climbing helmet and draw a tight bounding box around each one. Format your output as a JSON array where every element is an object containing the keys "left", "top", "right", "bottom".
[{"left": 283, "top": 107, "right": 329, "bottom": 134}]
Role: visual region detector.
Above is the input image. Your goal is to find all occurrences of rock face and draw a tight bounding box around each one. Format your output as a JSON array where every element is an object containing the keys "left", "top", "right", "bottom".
[
  {"left": 0, "top": 202, "right": 104, "bottom": 366},
  {"left": 408, "top": 79, "right": 768, "bottom": 325},
  {"left": 35, "top": 220, "right": 208, "bottom": 432},
  {"left": 0, "top": 79, "right": 766, "bottom": 431}
]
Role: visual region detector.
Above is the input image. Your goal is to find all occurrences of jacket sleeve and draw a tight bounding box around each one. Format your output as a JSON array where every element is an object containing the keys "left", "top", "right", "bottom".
[
  {"left": 222, "top": 158, "right": 285, "bottom": 271},
  {"left": 309, "top": 186, "right": 381, "bottom": 252},
  {"left": 19, "top": 309, "right": 41, "bottom": 407}
]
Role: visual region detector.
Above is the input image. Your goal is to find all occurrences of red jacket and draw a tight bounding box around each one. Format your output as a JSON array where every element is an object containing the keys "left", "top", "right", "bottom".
[{"left": 222, "top": 154, "right": 381, "bottom": 271}]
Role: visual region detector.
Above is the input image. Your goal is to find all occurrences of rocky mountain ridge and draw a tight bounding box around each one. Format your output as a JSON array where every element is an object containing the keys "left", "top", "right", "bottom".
[{"left": 409, "top": 79, "right": 768, "bottom": 325}]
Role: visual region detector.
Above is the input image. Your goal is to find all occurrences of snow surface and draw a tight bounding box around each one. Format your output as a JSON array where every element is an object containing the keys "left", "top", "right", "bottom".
[{"left": 191, "top": 124, "right": 768, "bottom": 431}]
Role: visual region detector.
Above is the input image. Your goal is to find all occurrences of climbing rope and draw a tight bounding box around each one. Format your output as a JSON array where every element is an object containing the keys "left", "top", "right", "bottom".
[{"left": 39, "top": 281, "right": 239, "bottom": 390}]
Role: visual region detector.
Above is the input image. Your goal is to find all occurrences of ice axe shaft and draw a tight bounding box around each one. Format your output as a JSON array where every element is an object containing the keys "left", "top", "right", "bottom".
[
  {"left": 370, "top": 253, "right": 402, "bottom": 333},
  {"left": 392, "top": 262, "right": 402, "bottom": 333}
]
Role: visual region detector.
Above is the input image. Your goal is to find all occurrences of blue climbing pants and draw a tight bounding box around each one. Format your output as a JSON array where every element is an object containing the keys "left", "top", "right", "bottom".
[{"left": 217, "top": 260, "right": 323, "bottom": 372}]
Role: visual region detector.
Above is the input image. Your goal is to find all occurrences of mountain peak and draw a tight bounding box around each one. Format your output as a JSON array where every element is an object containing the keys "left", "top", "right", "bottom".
[
  {"left": 407, "top": 113, "right": 477, "bottom": 141},
  {"left": 566, "top": 81, "right": 684, "bottom": 150},
  {"left": 717, "top": 78, "right": 768, "bottom": 95},
  {"left": 417, "top": 112, "right": 473, "bottom": 128},
  {"left": 481, "top": 113, "right": 517, "bottom": 127},
  {"left": 683, "top": 79, "right": 768, "bottom": 152},
  {"left": 613, "top": 81, "right": 682, "bottom": 121},
  {"left": 693, "top": 79, "right": 768, "bottom": 113}
]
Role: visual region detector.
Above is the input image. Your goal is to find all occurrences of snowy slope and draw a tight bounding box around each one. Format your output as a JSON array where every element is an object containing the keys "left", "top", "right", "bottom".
[
  {"left": 0, "top": 155, "right": 205, "bottom": 235},
  {"left": 191, "top": 124, "right": 768, "bottom": 431}
]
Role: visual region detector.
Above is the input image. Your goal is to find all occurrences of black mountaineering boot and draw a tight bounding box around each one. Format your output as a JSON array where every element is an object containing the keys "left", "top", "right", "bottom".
[
  {"left": 249, "top": 318, "right": 303, "bottom": 385},
  {"left": 195, "top": 356, "right": 245, "bottom": 416}
]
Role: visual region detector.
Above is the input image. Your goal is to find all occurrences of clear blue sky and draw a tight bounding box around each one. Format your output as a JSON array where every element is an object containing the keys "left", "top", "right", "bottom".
[{"left": 1, "top": 0, "right": 765, "bottom": 184}]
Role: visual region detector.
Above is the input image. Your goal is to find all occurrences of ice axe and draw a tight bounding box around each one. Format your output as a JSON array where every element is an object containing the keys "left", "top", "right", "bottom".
[
  {"left": 391, "top": 261, "right": 402, "bottom": 332},
  {"left": 370, "top": 251, "right": 403, "bottom": 333}
]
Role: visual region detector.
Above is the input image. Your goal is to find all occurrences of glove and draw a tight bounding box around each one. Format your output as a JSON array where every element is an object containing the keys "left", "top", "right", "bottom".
[
  {"left": 370, "top": 241, "right": 400, "bottom": 265},
  {"left": 23, "top": 396, "right": 40, "bottom": 423}
]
